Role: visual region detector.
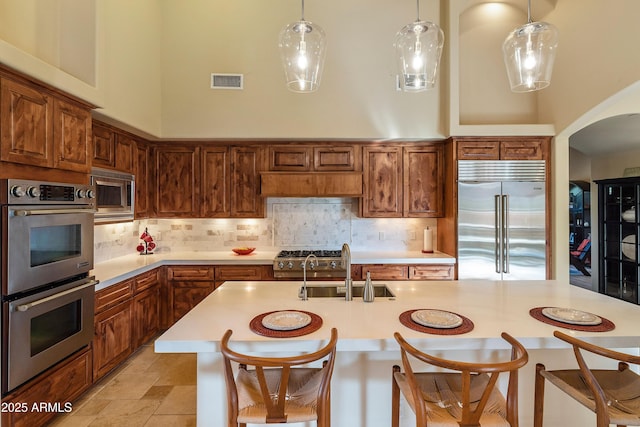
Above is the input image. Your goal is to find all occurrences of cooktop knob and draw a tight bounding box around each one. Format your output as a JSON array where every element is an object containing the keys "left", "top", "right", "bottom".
[
  {"left": 10, "top": 185, "right": 25, "bottom": 197},
  {"left": 278, "top": 261, "right": 285, "bottom": 269},
  {"left": 76, "top": 189, "right": 87, "bottom": 199},
  {"left": 287, "top": 261, "right": 294, "bottom": 269},
  {"left": 86, "top": 189, "right": 95, "bottom": 199},
  {"left": 26, "top": 186, "right": 40, "bottom": 198},
  {"left": 329, "top": 261, "right": 337, "bottom": 269}
]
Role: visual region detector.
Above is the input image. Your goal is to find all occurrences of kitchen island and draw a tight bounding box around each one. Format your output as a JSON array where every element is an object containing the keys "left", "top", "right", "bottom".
[{"left": 155, "top": 280, "right": 640, "bottom": 427}]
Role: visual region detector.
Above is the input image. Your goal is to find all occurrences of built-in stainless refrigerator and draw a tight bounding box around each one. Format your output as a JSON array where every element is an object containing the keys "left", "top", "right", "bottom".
[{"left": 457, "top": 160, "right": 546, "bottom": 280}]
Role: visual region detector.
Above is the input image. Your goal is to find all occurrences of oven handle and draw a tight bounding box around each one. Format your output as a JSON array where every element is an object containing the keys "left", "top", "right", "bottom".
[
  {"left": 11, "top": 208, "right": 95, "bottom": 216},
  {"left": 15, "top": 280, "right": 98, "bottom": 312}
]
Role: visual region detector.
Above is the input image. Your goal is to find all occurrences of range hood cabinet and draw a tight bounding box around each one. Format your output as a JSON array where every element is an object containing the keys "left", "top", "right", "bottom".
[{"left": 260, "top": 172, "right": 363, "bottom": 197}]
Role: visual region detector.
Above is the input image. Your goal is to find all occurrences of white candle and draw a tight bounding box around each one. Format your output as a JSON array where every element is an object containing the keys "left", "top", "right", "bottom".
[{"left": 423, "top": 227, "right": 433, "bottom": 253}]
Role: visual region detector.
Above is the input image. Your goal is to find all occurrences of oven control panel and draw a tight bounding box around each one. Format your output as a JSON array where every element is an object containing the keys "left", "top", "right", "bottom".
[{"left": 5, "top": 179, "right": 95, "bottom": 205}]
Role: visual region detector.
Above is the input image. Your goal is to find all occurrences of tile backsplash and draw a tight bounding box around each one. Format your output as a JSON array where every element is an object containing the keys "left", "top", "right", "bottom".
[{"left": 94, "top": 198, "right": 437, "bottom": 263}]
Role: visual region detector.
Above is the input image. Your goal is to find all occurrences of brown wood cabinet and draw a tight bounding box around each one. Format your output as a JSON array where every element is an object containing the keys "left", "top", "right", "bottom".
[
  {"left": 0, "top": 77, "right": 53, "bottom": 168},
  {"left": 93, "top": 280, "right": 133, "bottom": 381},
  {"left": 268, "top": 144, "right": 360, "bottom": 172},
  {"left": 132, "top": 270, "right": 161, "bottom": 347},
  {"left": 166, "top": 264, "right": 272, "bottom": 324},
  {"left": 91, "top": 121, "right": 135, "bottom": 173},
  {"left": 404, "top": 145, "right": 445, "bottom": 217},
  {"left": 153, "top": 145, "right": 200, "bottom": 217},
  {"left": 230, "top": 146, "right": 264, "bottom": 217},
  {"left": 455, "top": 137, "right": 549, "bottom": 161},
  {"left": 362, "top": 146, "right": 403, "bottom": 217},
  {"left": 0, "top": 347, "right": 92, "bottom": 427},
  {"left": 0, "top": 75, "right": 93, "bottom": 175},
  {"left": 93, "top": 270, "right": 162, "bottom": 381},
  {"left": 135, "top": 140, "right": 150, "bottom": 218},
  {"left": 152, "top": 143, "right": 264, "bottom": 218},
  {"left": 362, "top": 143, "right": 444, "bottom": 218},
  {"left": 354, "top": 264, "right": 454, "bottom": 280},
  {"left": 52, "top": 98, "right": 92, "bottom": 173},
  {"left": 167, "top": 266, "right": 215, "bottom": 323},
  {"left": 201, "top": 146, "right": 230, "bottom": 217}
]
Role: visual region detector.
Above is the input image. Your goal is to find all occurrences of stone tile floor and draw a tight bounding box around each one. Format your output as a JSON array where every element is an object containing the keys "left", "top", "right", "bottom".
[{"left": 48, "top": 340, "right": 196, "bottom": 427}]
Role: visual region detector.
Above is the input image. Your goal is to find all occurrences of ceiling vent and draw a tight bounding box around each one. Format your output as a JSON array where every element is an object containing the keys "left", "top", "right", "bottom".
[{"left": 211, "top": 73, "right": 243, "bottom": 90}]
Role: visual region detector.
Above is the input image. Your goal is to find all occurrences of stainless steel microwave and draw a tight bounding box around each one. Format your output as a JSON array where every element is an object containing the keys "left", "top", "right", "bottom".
[{"left": 90, "top": 168, "right": 135, "bottom": 223}]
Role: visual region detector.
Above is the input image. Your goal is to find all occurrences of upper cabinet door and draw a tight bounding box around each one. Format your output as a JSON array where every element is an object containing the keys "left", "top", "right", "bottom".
[
  {"left": 403, "top": 144, "right": 444, "bottom": 217},
  {"left": 53, "top": 98, "right": 91, "bottom": 173},
  {"left": 114, "top": 134, "right": 135, "bottom": 173},
  {"left": 92, "top": 123, "right": 115, "bottom": 168},
  {"left": 362, "top": 146, "right": 403, "bottom": 218},
  {"left": 201, "top": 146, "right": 230, "bottom": 217},
  {"left": 153, "top": 145, "right": 200, "bottom": 217},
  {"left": 230, "top": 146, "right": 264, "bottom": 218},
  {"left": 0, "top": 78, "right": 53, "bottom": 168},
  {"left": 135, "top": 141, "right": 150, "bottom": 218}
]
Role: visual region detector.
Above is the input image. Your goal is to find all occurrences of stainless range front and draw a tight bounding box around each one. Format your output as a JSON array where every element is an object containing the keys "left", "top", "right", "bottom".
[{"left": 273, "top": 250, "right": 347, "bottom": 279}]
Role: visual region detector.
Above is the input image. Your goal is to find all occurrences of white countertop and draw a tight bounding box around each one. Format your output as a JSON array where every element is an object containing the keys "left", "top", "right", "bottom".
[
  {"left": 90, "top": 250, "right": 455, "bottom": 291},
  {"left": 154, "top": 279, "right": 640, "bottom": 354}
]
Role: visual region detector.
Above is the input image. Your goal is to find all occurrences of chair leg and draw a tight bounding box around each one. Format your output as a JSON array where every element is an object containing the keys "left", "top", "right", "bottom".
[
  {"left": 392, "top": 365, "right": 401, "bottom": 427},
  {"left": 534, "top": 363, "right": 546, "bottom": 427}
]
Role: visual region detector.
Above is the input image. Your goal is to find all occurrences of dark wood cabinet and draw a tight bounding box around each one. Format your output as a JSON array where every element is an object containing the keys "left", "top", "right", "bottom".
[
  {"left": 354, "top": 264, "right": 454, "bottom": 281},
  {"left": 362, "top": 143, "right": 444, "bottom": 218},
  {"left": 403, "top": 145, "right": 444, "bottom": 217},
  {"left": 153, "top": 145, "right": 200, "bottom": 217},
  {"left": 151, "top": 143, "right": 263, "bottom": 218},
  {"left": 92, "top": 122, "right": 114, "bottom": 167},
  {"left": 201, "top": 146, "right": 230, "bottom": 217},
  {"left": 0, "top": 76, "right": 93, "bottom": 175},
  {"left": 0, "top": 77, "right": 53, "bottom": 168},
  {"left": 268, "top": 144, "right": 360, "bottom": 172},
  {"left": 362, "top": 146, "right": 403, "bottom": 217},
  {"left": 596, "top": 176, "right": 640, "bottom": 304},
  {"left": 132, "top": 270, "right": 161, "bottom": 347},
  {"left": 167, "top": 266, "right": 215, "bottom": 323},
  {"left": 91, "top": 121, "right": 135, "bottom": 173},
  {"left": 93, "top": 280, "right": 134, "bottom": 380},
  {"left": 52, "top": 98, "right": 92, "bottom": 173},
  {"left": 230, "top": 146, "right": 264, "bottom": 217},
  {"left": 455, "top": 137, "right": 549, "bottom": 161},
  {"left": 0, "top": 347, "right": 92, "bottom": 427},
  {"left": 135, "top": 141, "right": 150, "bottom": 218}
]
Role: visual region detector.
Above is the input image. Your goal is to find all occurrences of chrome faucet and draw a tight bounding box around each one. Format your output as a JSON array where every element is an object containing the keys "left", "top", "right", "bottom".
[
  {"left": 300, "top": 253, "right": 318, "bottom": 300},
  {"left": 342, "top": 243, "right": 352, "bottom": 301}
]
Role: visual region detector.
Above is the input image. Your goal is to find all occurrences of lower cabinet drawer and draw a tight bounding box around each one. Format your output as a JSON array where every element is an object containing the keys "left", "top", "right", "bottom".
[
  {"left": 1, "top": 347, "right": 92, "bottom": 427},
  {"left": 409, "top": 265, "right": 454, "bottom": 280},
  {"left": 361, "top": 265, "right": 408, "bottom": 280},
  {"left": 167, "top": 266, "right": 214, "bottom": 281}
]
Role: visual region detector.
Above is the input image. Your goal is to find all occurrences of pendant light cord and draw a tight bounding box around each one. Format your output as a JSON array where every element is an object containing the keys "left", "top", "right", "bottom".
[
  {"left": 301, "top": 0, "right": 305, "bottom": 20},
  {"left": 527, "top": 0, "right": 532, "bottom": 23},
  {"left": 416, "top": 0, "right": 420, "bottom": 21}
]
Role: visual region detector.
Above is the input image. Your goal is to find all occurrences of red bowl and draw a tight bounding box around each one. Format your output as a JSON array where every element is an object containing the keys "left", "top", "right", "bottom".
[{"left": 232, "top": 247, "right": 255, "bottom": 255}]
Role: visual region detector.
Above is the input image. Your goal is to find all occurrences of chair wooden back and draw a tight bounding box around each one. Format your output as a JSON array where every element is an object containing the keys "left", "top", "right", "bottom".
[
  {"left": 552, "top": 330, "right": 640, "bottom": 423},
  {"left": 394, "top": 331, "right": 528, "bottom": 427},
  {"left": 220, "top": 328, "right": 338, "bottom": 425}
]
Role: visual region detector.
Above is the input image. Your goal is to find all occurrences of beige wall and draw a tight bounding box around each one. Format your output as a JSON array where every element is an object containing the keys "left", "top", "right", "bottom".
[{"left": 2, "top": 0, "right": 640, "bottom": 283}]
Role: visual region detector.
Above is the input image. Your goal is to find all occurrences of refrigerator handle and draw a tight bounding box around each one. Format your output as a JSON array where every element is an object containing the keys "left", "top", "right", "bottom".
[
  {"left": 502, "top": 195, "right": 510, "bottom": 273},
  {"left": 495, "top": 195, "right": 502, "bottom": 274}
]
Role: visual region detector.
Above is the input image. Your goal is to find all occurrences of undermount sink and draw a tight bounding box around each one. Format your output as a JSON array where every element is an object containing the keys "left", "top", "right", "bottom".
[{"left": 300, "top": 284, "right": 395, "bottom": 298}]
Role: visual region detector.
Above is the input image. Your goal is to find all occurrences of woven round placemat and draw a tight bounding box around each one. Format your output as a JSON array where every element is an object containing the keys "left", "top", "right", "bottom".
[
  {"left": 250, "top": 310, "right": 323, "bottom": 338},
  {"left": 529, "top": 307, "right": 615, "bottom": 332},
  {"left": 399, "top": 309, "right": 474, "bottom": 335}
]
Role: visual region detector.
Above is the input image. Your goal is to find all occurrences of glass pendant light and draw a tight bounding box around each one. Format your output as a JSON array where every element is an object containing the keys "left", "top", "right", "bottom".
[
  {"left": 278, "top": 0, "right": 326, "bottom": 93},
  {"left": 502, "top": 0, "right": 558, "bottom": 92},
  {"left": 395, "top": 0, "right": 444, "bottom": 92}
]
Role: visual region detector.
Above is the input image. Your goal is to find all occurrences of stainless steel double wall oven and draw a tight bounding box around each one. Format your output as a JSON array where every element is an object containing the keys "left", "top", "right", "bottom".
[{"left": 1, "top": 179, "right": 97, "bottom": 395}]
